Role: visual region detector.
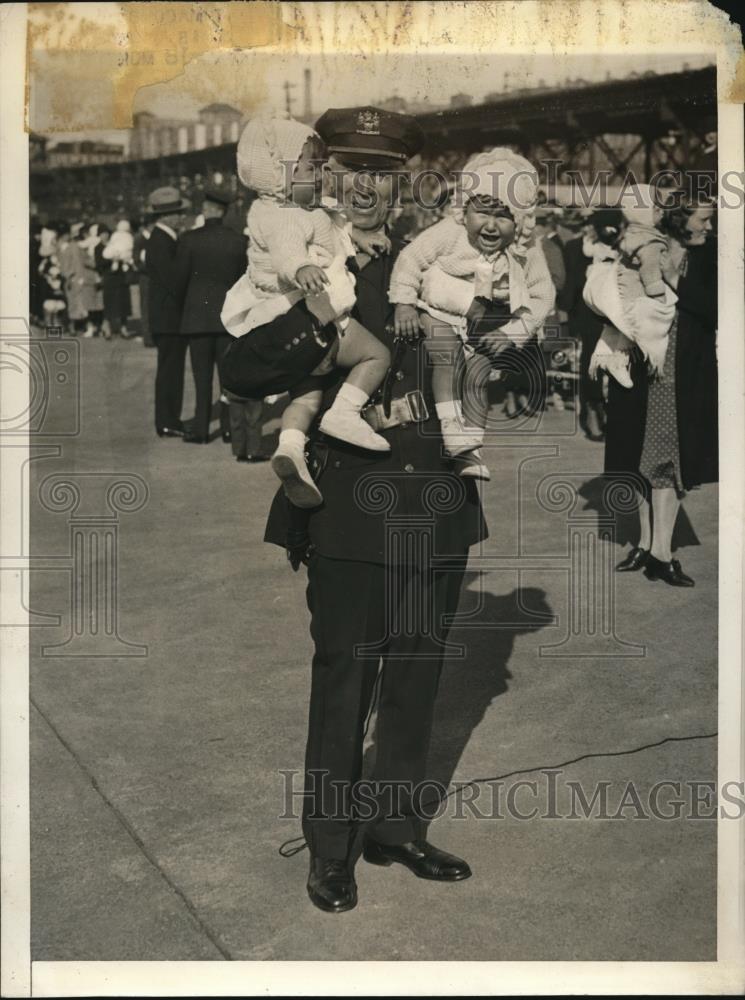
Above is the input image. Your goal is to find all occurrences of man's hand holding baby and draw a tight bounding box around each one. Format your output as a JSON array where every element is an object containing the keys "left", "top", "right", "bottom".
[{"left": 352, "top": 228, "right": 392, "bottom": 259}]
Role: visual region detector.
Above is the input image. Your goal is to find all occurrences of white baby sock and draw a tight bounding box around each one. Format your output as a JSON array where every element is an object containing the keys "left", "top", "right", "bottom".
[
  {"left": 331, "top": 382, "right": 369, "bottom": 414},
  {"left": 278, "top": 428, "right": 306, "bottom": 451},
  {"left": 435, "top": 400, "right": 461, "bottom": 423}
]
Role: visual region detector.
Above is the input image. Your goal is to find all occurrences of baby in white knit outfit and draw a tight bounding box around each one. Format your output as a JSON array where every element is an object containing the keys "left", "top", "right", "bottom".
[
  {"left": 390, "top": 148, "right": 555, "bottom": 479},
  {"left": 585, "top": 184, "right": 677, "bottom": 388},
  {"left": 221, "top": 117, "right": 390, "bottom": 508}
]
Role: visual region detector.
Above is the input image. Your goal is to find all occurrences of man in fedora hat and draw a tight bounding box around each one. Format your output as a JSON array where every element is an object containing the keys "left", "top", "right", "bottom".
[
  {"left": 145, "top": 185, "right": 191, "bottom": 437},
  {"left": 175, "top": 184, "right": 252, "bottom": 447}
]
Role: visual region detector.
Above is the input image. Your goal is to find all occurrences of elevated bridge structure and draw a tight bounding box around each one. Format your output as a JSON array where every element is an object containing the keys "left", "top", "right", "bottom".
[{"left": 31, "top": 66, "right": 716, "bottom": 220}]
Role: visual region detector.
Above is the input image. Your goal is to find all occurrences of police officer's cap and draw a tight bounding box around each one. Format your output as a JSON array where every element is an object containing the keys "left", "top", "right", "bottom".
[
  {"left": 202, "top": 183, "right": 235, "bottom": 207},
  {"left": 315, "top": 106, "right": 424, "bottom": 171}
]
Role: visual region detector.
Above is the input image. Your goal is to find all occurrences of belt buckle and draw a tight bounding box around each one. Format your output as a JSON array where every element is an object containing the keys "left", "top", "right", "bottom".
[{"left": 405, "top": 390, "right": 428, "bottom": 423}]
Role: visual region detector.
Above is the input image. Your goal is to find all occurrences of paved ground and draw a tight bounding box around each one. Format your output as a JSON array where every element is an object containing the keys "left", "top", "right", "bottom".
[{"left": 29, "top": 335, "right": 718, "bottom": 961}]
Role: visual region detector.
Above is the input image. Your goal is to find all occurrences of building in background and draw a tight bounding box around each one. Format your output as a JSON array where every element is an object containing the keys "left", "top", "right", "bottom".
[
  {"left": 46, "top": 140, "right": 125, "bottom": 169},
  {"left": 129, "top": 104, "right": 244, "bottom": 160}
]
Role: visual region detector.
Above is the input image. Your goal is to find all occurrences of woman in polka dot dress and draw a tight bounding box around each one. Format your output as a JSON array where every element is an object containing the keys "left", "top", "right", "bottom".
[{"left": 604, "top": 190, "right": 717, "bottom": 587}]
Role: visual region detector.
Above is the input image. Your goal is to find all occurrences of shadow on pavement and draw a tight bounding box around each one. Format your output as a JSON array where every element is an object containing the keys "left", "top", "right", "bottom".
[
  {"left": 577, "top": 475, "right": 701, "bottom": 551},
  {"left": 360, "top": 583, "right": 553, "bottom": 797},
  {"left": 428, "top": 583, "right": 554, "bottom": 793}
]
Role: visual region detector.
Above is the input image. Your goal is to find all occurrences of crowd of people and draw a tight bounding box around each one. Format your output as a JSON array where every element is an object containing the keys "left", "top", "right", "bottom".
[
  {"left": 31, "top": 218, "right": 143, "bottom": 339},
  {"left": 29, "top": 104, "right": 718, "bottom": 917}
]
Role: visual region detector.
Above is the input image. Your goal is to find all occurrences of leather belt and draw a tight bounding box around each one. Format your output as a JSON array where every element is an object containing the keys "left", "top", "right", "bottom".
[{"left": 362, "top": 390, "right": 430, "bottom": 432}]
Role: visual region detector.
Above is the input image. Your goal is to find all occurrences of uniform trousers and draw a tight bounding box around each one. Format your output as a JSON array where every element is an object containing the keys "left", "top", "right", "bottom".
[
  {"left": 187, "top": 332, "right": 232, "bottom": 439},
  {"left": 303, "top": 551, "right": 467, "bottom": 860},
  {"left": 229, "top": 398, "right": 265, "bottom": 457},
  {"left": 154, "top": 334, "right": 187, "bottom": 432}
]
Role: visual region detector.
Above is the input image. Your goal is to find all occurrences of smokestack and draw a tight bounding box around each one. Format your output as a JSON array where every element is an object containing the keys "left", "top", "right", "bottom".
[{"left": 304, "top": 68, "right": 312, "bottom": 119}]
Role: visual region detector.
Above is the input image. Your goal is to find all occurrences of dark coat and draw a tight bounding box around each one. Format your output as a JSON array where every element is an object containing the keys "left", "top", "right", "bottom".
[
  {"left": 264, "top": 238, "right": 488, "bottom": 563},
  {"left": 176, "top": 219, "right": 248, "bottom": 335},
  {"left": 144, "top": 225, "right": 184, "bottom": 336},
  {"left": 560, "top": 235, "right": 606, "bottom": 405},
  {"left": 604, "top": 240, "right": 718, "bottom": 492}
]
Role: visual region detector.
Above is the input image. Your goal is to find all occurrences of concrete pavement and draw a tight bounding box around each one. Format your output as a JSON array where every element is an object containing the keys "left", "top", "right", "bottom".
[{"left": 30, "top": 335, "right": 718, "bottom": 961}]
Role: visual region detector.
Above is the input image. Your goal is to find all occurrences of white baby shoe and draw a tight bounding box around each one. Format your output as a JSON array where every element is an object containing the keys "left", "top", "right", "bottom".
[
  {"left": 440, "top": 416, "right": 484, "bottom": 457},
  {"left": 318, "top": 410, "right": 391, "bottom": 452},
  {"left": 453, "top": 448, "right": 491, "bottom": 480},
  {"left": 604, "top": 351, "right": 634, "bottom": 389},
  {"left": 271, "top": 445, "right": 323, "bottom": 509}
]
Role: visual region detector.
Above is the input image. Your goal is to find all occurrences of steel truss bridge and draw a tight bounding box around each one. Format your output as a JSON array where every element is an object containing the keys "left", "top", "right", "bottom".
[{"left": 31, "top": 66, "right": 716, "bottom": 220}]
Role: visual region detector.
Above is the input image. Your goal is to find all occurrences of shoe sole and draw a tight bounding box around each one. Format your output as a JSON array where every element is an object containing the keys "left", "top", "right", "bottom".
[
  {"left": 458, "top": 468, "right": 490, "bottom": 480},
  {"left": 306, "top": 887, "right": 358, "bottom": 913},
  {"left": 363, "top": 851, "right": 472, "bottom": 881},
  {"left": 271, "top": 455, "right": 323, "bottom": 509}
]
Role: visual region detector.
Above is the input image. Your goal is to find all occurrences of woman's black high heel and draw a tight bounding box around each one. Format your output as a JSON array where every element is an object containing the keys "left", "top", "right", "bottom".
[{"left": 644, "top": 555, "right": 695, "bottom": 587}]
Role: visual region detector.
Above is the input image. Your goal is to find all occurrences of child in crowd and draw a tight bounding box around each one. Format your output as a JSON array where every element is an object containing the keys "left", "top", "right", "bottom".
[
  {"left": 39, "top": 255, "right": 66, "bottom": 328},
  {"left": 220, "top": 116, "right": 390, "bottom": 508},
  {"left": 586, "top": 183, "right": 676, "bottom": 387},
  {"left": 102, "top": 219, "right": 135, "bottom": 273},
  {"left": 389, "top": 147, "right": 555, "bottom": 479}
]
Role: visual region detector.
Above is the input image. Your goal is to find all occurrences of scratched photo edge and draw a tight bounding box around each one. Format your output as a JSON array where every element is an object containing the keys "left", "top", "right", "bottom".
[{"left": 1, "top": 2, "right": 744, "bottom": 996}]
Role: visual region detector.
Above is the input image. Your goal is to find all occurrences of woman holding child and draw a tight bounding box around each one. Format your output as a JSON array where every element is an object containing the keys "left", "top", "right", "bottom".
[{"left": 602, "top": 188, "right": 718, "bottom": 587}]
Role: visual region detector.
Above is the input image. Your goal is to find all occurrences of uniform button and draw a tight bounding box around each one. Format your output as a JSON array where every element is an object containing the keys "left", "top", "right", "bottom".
[
  {"left": 284, "top": 344, "right": 292, "bottom": 351},
  {"left": 300, "top": 332, "right": 307, "bottom": 339},
  {"left": 404, "top": 463, "right": 415, "bottom": 473},
  {"left": 395, "top": 371, "right": 405, "bottom": 381},
  {"left": 292, "top": 337, "right": 300, "bottom": 345},
  {"left": 333, "top": 460, "right": 341, "bottom": 468}
]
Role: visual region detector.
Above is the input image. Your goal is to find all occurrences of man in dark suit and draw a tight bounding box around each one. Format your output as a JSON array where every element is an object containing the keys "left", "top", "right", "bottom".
[
  {"left": 264, "top": 109, "right": 487, "bottom": 914},
  {"left": 144, "top": 186, "right": 190, "bottom": 437},
  {"left": 176, "top": 186, "right": 249, "bottom": 444}
]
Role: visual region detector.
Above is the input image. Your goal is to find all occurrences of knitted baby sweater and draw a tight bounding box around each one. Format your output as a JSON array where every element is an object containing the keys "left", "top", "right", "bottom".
[
  {"left": 247, "top": 199, "right": 350, "bottom": 295},
  {"left": 389, "top": 216, "right": 555, "bottom": 344}
]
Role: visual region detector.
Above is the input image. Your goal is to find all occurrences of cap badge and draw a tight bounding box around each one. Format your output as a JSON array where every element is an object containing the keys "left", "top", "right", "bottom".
[{"left": 356, "top": 110, "right": 381, "bottom": 135}]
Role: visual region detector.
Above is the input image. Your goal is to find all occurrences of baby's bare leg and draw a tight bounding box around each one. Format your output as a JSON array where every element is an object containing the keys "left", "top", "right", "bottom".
[
  {"left": 334, "top": 317, "right": 390, "bottom": 398},
  {"left": 419, "top": 311, "right": 463, "bottom": 405},
  {"left": 281, "top": 388, "right": 323, "bottom": 434}
]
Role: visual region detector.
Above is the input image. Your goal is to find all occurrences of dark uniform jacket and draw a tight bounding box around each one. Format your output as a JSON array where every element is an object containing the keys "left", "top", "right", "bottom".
[
  {"left": 264, "top": 237, "right": 488, "bottom": 564},
  {"left": 145, "top": 225, "right": 184, "bottom": 336},
  {"left": 176, "top": 219, "right": 248, "bottom": 335}
]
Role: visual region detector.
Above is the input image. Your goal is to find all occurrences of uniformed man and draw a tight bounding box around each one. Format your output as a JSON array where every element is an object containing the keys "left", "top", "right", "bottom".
[
  {"left": 145, "top": 186, "right": 191, "bottom": 437},
  {"left": 176, "top": 185, "right": 248, "bottom": 444},
  {"left": 265, "top": 108, "right": 488, "bottom": 913}
]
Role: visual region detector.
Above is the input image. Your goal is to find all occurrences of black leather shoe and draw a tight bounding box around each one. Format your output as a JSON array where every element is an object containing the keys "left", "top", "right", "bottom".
[
  {"left": 616, "top": 546, "right": 649, "bottom": 572},
  {"left": 307, "top": 857, "right": 357, "bottom": 913},
  {"left": 363, "top": 838, "right": 472, "bottom": 881},
  {"left": 644, "top": 555, "right": 695, "bottom": 587},
  {"left": 237, "top": 453, "right": 270, "bottom": 463},
  {"left": 183, "top": 431, "right": 208, "bottom": 444},
  {"left": 156, "top": 426, "right": 184, "bottom": 438}
]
